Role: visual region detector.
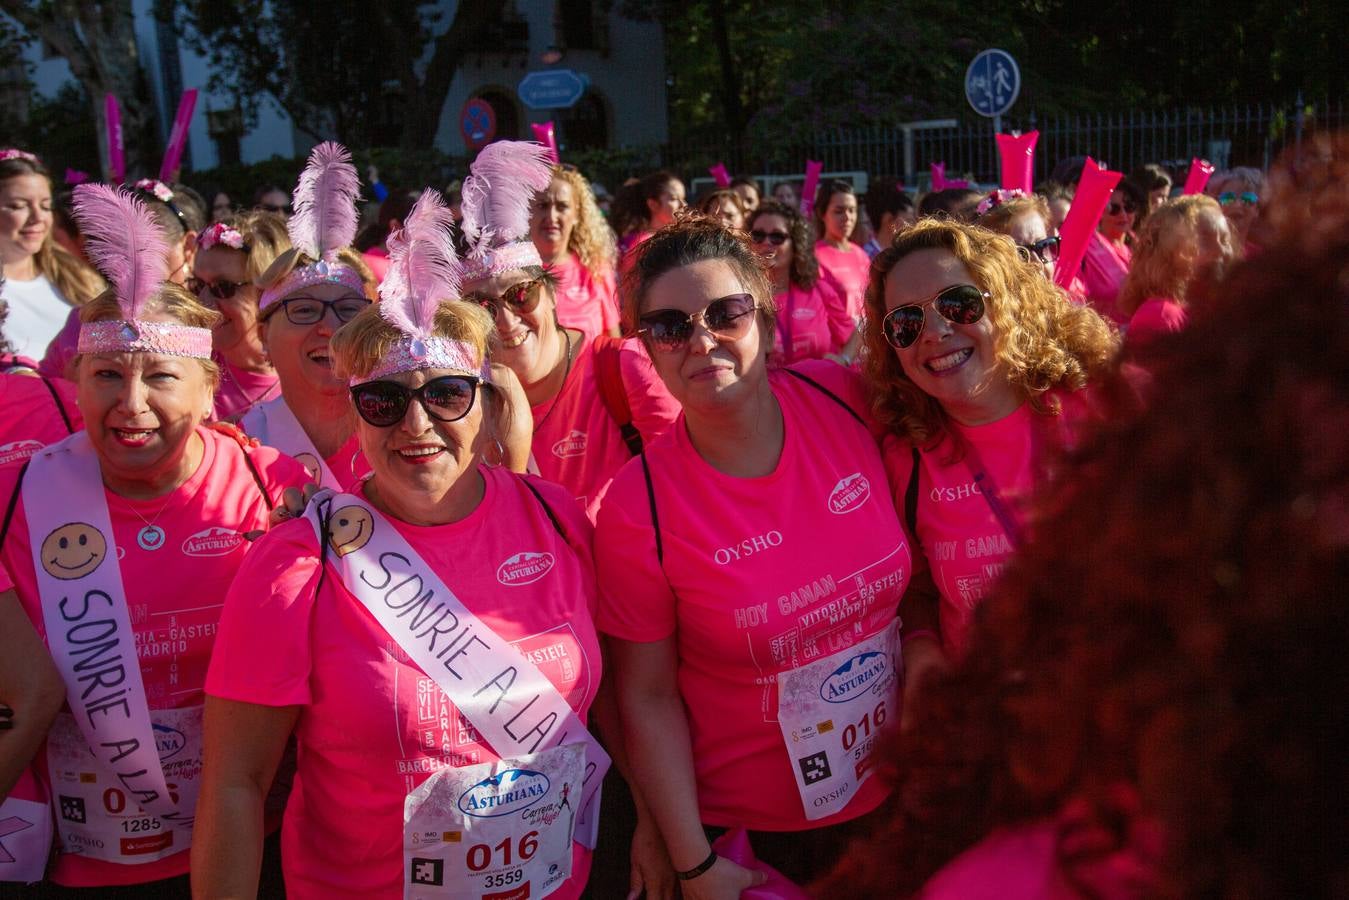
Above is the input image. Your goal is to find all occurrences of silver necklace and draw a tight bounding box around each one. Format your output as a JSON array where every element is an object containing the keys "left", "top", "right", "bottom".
[{"left": 122, "top": 473, "right": 202, "bottom": 551}]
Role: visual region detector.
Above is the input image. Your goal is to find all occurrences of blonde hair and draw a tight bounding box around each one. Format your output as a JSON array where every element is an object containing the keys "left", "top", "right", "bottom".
[
  {"left": 0, "top": 158, "right": 105, "bottom": 305},
  {"left": 862, "top": 219, "right": 1119, "bottom": 448},
  {"left": 978, "top": 194, "right": 1052, "bottom": 237},
  {"left": 220, "top": 210, "right": 292, "bottom": 282},
  {"left": 1118, "top": 195, "right": 1230, "bottom": 316},
  {"left": 74, "top": 283, "right": 223, "bottom": 386},
  {"left": 552, "top": 166, "right": 616, "bottom": 275}
]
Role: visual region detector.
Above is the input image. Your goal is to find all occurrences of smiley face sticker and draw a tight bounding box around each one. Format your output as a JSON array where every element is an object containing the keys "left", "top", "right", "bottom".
[
  {"left": 41, "top": 523, "right": 109, "bottom": 580},
  {"left": 328, "top": 505, "right": 374, "bottom": 557},
  {"left": 293, "top": 453, "right": 322, "bottom": 484}
]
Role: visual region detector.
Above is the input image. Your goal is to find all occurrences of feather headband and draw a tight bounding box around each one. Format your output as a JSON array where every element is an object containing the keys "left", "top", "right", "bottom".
[
  {"left": 361, "top": 188, "right": 487, "bottom": 384},
  {"left": 72, "top": 183, "right": 212, "bottom": 359},
  {"left": 459, "top": 141, "right": 554, "bottom": 281},
  {"left": 259, "top": 141, "right": 365, "bottom": 310}
]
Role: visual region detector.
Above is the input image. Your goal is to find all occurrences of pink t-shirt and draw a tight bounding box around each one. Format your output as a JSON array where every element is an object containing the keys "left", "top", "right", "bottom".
[
  {"left": 883, "top": 391, "right": 1094, "bottom": 658},
  {"left": 595, "top": 360, "right": 913, "bottom": 831},
  {"left": 772, "top": 280, "right": 851, "bottom": 365},
  {"left": 532, "top": 336, "right": 679, "bottom": 521},
  {"left": 37, "top": 305, "right": 81, "bottom": 380},
  {"left": 814, "top": 241, "right": 871, "bottom": 322},
  {"left": 206, "top": 467, "right": 601, "bottom": 900},
  {"left": 1127, "top": 296, "right": 1188, "bottom": 347},
  {"left": 0, "top": 373, "right": 81, "bottom": 469},
  {"left": 1080, "top": 232, "right": 1133, "bottom": 324},
  {"left": 549, "top": 253, "right": 619, "bottom": 339},
  {"left": 213, "top": 361, "right": 282, "bottom": 422},
  {"left": 0, "top": 428, "right": 308, "bottom": 887}
]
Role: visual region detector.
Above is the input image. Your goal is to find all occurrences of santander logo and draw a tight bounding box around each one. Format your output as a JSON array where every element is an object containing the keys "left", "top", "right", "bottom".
[
  {"left": 552, "top": 430, "right": 587, "bottom": 459},
  {"left": 0, "top": 439, "right": 44, "bottom": 466},
  {"left": 497, "top": 551, "right": 556, "bottom": 586},
  {"left": 828, "top": 473, "right": 871, "bottom": 515},
  {"left": 181, "top": 526, "right": 244, "bottom": 557}
]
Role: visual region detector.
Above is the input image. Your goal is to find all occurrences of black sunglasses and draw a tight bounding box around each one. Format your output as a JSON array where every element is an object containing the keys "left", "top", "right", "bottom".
[
  {"left": 273, "top": 295, "right": 371, "bottom": 326},
  {"left": 188, "top": 276, "right": 250, "bottom": 301},
  {"left": 1107, "top": 201, "right": 1137, "bottom": 216},
  {"left": 882, "top": 284, "right": 988, "bottom": 350},
  {"left": 350, "top": 375, "right": 481, "bottom": 427},
  {"left": 749, "top": 229, "right": 789, "bottom": 246},
  {"left": 638, "top": 293, "right": 758, "bottom": 352},
  {"left": 1017, "top": 236, "right": 1061, "bottom": 264},
  {"left": 463, "top": 278, "right": 548, "bottom": 319}
]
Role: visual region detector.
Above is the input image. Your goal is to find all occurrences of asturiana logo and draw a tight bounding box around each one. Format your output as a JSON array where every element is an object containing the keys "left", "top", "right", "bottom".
[
  {"left": 457, "top": 768, "right": 551, "bottom": 818},
  {"left": 828, "top": 473, "right": 871, "bottom": 515},
  {"left": 181, "top": 526, "right": 244, "bottom": 557},
  {"left": 0, "top": 439, "right": 43, "bottom": 466},
  {"left": 552, "top": 430, "right": 587, "bottom": 459},
  {"left": 153, "top": 722, "right": 186, "bottom": 761},
  {"left": 497, "top": 551, "right": 556, "bottom": 586},
  {"left": 819, "top": 650, "right": 888, "bottom": 704}
]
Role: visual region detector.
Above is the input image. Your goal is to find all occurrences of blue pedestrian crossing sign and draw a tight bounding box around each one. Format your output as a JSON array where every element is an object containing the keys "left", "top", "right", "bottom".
[{"left": 965, "top": 49, "right": 1020, "bottom": 118}]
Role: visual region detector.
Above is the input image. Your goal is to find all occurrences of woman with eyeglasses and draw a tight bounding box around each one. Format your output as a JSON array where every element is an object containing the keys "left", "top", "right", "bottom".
[
  {"left": 746, "top": 200, "right": 853, "bottom": 366},
  {"left": 976, "top": 190, "right": 1089, "bottom": 300},
  {"left": 190, "top": 212, "right": 290, "bottom": 421},
  {"left": 1206, "top": 167, "right": 1264, "bottom": 254},
  {"left": 530, "top": 165, "right": 622, "bottom": 340},
  {"left": 1080, "top": 178, "right": 1144, "bottom": 324},
  {"left": 596, "top": 216, "right": 922, "bottom": 896},
  {"left": 863, "top": 219, "right": 1117, "bottom": 660},
  {"left": 194, "top": 189, "right": 609, "bottom": 899}
]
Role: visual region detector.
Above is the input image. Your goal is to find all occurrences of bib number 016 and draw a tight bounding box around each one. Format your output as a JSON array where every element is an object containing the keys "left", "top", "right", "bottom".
[
  {"left": 466, "top": 830, "right": 540, "bottom": 872},
  {"left": 841, "top": 701, "right": 887, "bottom": 754}
]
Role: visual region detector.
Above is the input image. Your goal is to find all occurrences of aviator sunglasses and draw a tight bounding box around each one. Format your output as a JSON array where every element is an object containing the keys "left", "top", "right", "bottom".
[
  {"left": 350, "top": 375, "right": 481, "bottom": 427},
  {"left": 638, "top": 293, "right": 759, "bottom": 352},
  {"left": 187, "top": 276, "right": 250, "bottom": 301},
  {"left": 463, "top": 277, "right": 548, "bottom": 319},
  {"left": 882, "top": 284, "right": 989, "bottom": 350},
  {"left": 1017, "top": 235, "right": 1061, "bottom": 264}
]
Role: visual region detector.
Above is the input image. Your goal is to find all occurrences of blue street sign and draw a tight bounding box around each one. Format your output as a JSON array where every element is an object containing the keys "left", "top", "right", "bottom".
[
  {"left": 517, "top": 69, "right": 587, "bottom": 111},
  {"left": 461, "top": 98, "right": 496, "bottom": 149},
  {"left": 965, "top": 49, "right": 1021, "bottom": 118}
]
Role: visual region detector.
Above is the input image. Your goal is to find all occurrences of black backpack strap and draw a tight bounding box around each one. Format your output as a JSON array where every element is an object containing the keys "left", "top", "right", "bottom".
[
  {"left": 313, "top": 493, "right": 332, "bottom": 594},
  {"left": 904, "top": 446, "right": 920, "bottom": 537},
  {"left": 781, "top": 367, "right": 867, "bottom": 429},
  {"left": 522, "top": 478, "right": 568, "bottom": 542},
  {"left": 39, "top": 376, "right": 74, "bottom": 434},
  {"left": 239, "top": 445, "right": 275, "bottom": 510},
  {"left": 639, "top": 450, "right": 663, "bottom": 565},
  {"left": 0, "top": 461, "right": 28, "bottom": 548}
]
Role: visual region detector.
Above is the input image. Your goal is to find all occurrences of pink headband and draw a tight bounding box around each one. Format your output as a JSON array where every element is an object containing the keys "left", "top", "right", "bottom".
[
  {"left": 976, "top": 188, "right": 1028, "bottom": 218},
  {"left": 259, "top": 259, "right": 366, "bottom": 311},
  {"left": 360, "top": 336, "right": 490, "bottom": 384},
  {"left": 460, "top": 240, "right": 543, "bottom": 282},
  {"left": 197, "top": 222, "right": 248, "bottom": 251},
  {"left": 0, "top": 149, "right": 39, "bottom": 164},
  {"left": 77, "top": 319, "right": 214, "bottom": 359}
]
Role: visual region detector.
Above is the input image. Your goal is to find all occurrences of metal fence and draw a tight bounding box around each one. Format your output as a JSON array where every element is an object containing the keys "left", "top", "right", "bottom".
[{"left": 662, "top": 95, "right": 1346, "bottom": 188}]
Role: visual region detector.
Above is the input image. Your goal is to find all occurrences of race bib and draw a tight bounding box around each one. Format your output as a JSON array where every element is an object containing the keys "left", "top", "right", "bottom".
[
  {"left": 45, "top": 706, "right": 201, "bottom": 864},
  {"left": 776, "top": 619, "right": 901, "bottom": 820},
  {"left": 404, "top": 743, "right": 585, "bottom": 899}
]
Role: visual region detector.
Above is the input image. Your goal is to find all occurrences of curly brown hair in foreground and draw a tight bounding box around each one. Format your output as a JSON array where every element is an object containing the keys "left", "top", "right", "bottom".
[
  {"left": 821, "top": 228, "right": 1349, "bottom": 898},
  {"left": 862, "top": 219, "right": 1117, "bottom": 449}
]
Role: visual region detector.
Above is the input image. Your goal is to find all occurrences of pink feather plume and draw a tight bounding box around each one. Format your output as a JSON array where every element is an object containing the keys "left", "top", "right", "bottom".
[
  {"left": 288, "top": 141, "right": 360, "bottom": 261},
  {"left": 378, "top": 188, "right": 461, "bottom": 338},
  {"left": 458, "top": 141, "right": 554, "bottom": 255},
  {"left": 72, "top": 183, "right": 170, "bottom": 320}
]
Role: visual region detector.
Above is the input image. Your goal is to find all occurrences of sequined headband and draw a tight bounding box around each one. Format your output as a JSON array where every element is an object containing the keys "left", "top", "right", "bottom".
[
  {"left": 258, "top": 259, "right": 366, "bottom": 311},
  {"left": 77, "top": 319, "right": 214, "bottom": 359},
  {"left": 358, "top": 336, "right": 491, "bottom": 384},
  {"left": 197, "top": 222, "right": 249, "bottom": 252},
  {"left": 460, "top": 240, "right": 543, "bottom": 282}
]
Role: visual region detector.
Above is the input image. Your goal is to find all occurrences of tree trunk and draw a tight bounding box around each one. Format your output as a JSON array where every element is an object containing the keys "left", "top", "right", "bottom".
[{"left": 708, "top": 0, "right": 746, "bottom": 160}]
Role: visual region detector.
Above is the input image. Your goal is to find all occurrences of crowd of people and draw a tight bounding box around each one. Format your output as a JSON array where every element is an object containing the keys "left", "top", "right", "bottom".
[{"left": 0, "top": 129, "right": 1344, "bottom": 900}]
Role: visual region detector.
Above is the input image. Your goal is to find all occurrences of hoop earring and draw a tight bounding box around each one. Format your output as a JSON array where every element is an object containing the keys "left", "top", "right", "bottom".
[{"left": 350, "top": 446, "right": 372, "bottom": 482}]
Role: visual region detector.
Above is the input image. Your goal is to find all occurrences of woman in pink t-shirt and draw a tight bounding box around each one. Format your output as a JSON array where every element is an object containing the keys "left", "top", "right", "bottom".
[
  {"left": 1079, "top": 180, "right": 1144, "bottom": 324},
  {"left": 747, "top": 201, "right": 854, "bottom": 367},
  {"left": 0, "top": 370, "right": 80, "bottom": 469},
  {"left": 531, "top": 166, "right": 621, "bottom": 340},
  {"left": 1120, "top": 195, "right": 1235, "bottom": 351},
  {"left": 0, "top": 215, "right": 308, "bottom": 893},
  {"left": 978, "top": 190, "right": 1089, "bottom": 301},
  {"left": 195, "top": 188, "right": 606, "bottom": 900},
  {"left": 598, "top": 217, "right": 925, "bottom": 895},
  {"left": 862, "top": 219, "right": 1117, "bottom": 659},
  {"left": 812, "top": 179, "right": 871, "bottom": 325},
  {"left": 616, "top": 171, "right": 686, "bottom": 280}
]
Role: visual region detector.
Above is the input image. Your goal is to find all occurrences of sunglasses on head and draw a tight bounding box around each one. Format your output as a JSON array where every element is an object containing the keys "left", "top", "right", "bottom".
[
  {"left": 187, "top": 276, "right": 250, "bottom": 301},
  {"left": 1218, "top": 191, "right": 1259, "bottom": 207},
  {"left": 881, "top": 284, "right": 988, "bottom": 350},
  {"left": 749, "top": 229, "right": 790, "bottom": 246},
  {"left": 463, "top": 277, "right": 548, "bottom": 319},
  {"left": 1107, "top": 200, "right": 1137, "bottom": 216},
  {"left": 272, "top": 295, "right": 371, "bottom": 326},
  {"left": 638, "top": 293, "right": 758, "bottom": 352},
  {"left": 1017, "top": 235, "right": 1061, "bottom": 264},
  {"left": 349, "top": 375, "right": 481, "bottom": 427}
]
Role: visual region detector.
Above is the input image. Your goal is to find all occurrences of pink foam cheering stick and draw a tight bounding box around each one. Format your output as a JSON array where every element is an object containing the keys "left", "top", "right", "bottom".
[
  {"left": 104, "top": 94, "right": 125, "bottom": 184},
  {"left": 799, "top": 160, "right": 824, "bottom": 217},
  {"left": 930, "top": 161, "right": 948, "bottom": 191},
  {"left": 996, "top": 130, "right": 1039, "bottom": 193},
  {"left": 712, "top": 827, "right": 813, "bottom": 900},
  {"left": 530, "top": 121, "right": 559, "bottom": 164},
  {"left": 709, "top": 162, "right": 731, "bottom": 188},
  {"left": 159, "top": 89, "right": 198, "bottom": 183},
  {"left": 1182, "top": 158, "right": 1215, "bottom": 195},
  {"left": 1054, "top": 157, "right": 1123, "bottom": 291}
]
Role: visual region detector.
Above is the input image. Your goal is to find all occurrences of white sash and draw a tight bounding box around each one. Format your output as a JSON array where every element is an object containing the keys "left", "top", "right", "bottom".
[
  {"left": 303, "top": 489, "right": 610, "bottom": 847},
  {"left": 23, "top": 436, "right": 193, "bottom": 848},
  {"left": 239, "top": 396, "right": 341, "bottom": 489}
]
